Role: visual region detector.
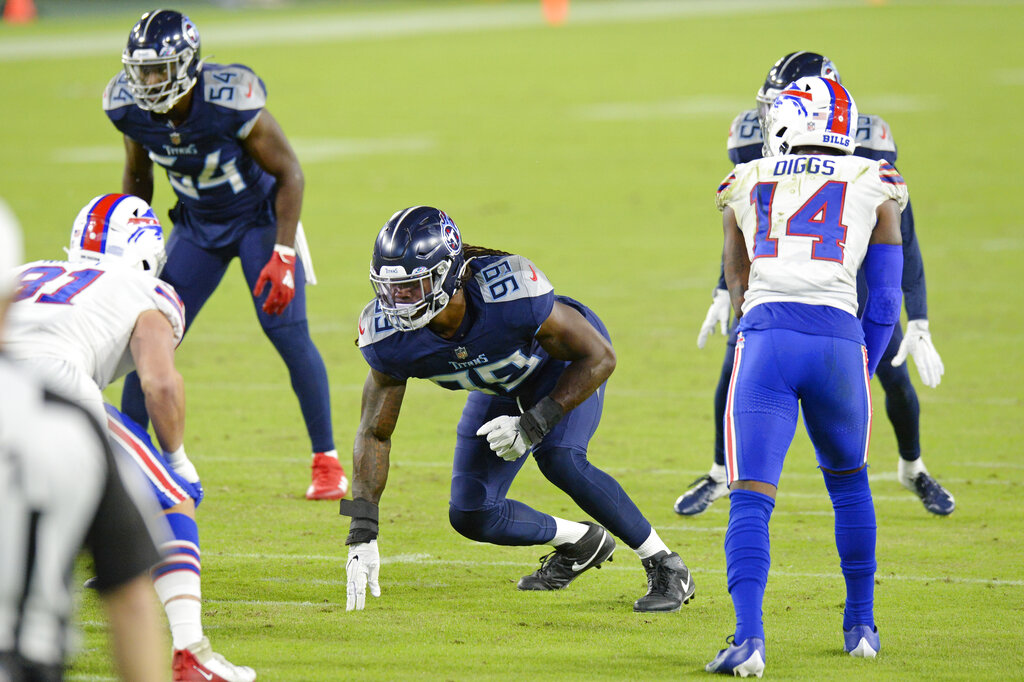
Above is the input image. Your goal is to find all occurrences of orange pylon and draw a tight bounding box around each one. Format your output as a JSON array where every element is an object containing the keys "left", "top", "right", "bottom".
[
  {"left": 542, "top": 0, "right": 569, "bottom": 26},
  {"left": 3, "top": 0, "right": 38, "bottom": 24}
]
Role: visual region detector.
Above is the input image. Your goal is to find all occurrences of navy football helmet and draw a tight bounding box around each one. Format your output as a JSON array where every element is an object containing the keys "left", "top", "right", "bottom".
[
  {"left": 122, "top": 10, "right": 202, "bottom": 114},
  {"left": 756, "top": 51, "right": 841, "bottom": 123},
  {"left": 370, "top": 206, "right": 465, "bottom": 331}
]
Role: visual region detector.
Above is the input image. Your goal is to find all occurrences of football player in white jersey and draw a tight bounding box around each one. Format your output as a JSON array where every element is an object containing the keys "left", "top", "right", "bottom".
[
  {"left": 679, "top": 52, "right": 953, "bottom": 517},
  {"left": 704, "top": 78, "right": 902, "bottom": 677},
  {"left": 5, "top": 195, "right": 256, "bottom": 682},
  {"left": 1, "top": 198, "right": 166, "bottom": 681}
]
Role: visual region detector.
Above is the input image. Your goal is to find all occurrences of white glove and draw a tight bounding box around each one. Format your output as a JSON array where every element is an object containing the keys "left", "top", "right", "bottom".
[
  {"left": 696, "top": 288, "right": 732, "bottom": 349},
  {"left": 345, "top": 540, "right": 381, "bottom": 611},
  {"left": 164, "top": 445, "right": 200, "bottom": 483},
  {"left": 476, "top": 415, "right": 532, "bottom": 461},
  {"left": 891, "top": 319, "right": 944, "bottom": 388}
]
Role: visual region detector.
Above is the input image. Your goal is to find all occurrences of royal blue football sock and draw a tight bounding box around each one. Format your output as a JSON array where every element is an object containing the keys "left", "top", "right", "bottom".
[
  {"left": 822, "top": 468, "right": 876, "bottom": 630},
  {"left": 725, "top": 489, "right": 775, "bottom": 643}
]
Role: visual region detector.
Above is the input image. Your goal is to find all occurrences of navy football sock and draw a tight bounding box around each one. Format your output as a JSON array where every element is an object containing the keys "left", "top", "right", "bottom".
[
  {"left": 725, "top": 489, "right": 775, "bottom": 643},
  {"left": 264, "top": 321, "right": 334, "bottom": 453},
  {"left": 822, "top": 468, "right": 876, "bottom": 630},
  {"left": 534, "top": 447, "right": 651, "bottom": 548},
  {"left": 875, "top": 341, "right": 921, "bottom": 461}
]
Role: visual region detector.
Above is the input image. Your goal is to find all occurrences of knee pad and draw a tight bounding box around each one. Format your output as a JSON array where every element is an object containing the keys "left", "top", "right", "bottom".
[{"left": 448, "top": 506, "right": 499, "bottom": 543}]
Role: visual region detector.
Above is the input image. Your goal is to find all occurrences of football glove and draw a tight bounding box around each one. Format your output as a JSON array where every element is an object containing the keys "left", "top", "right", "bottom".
[
  {"left": 164, "top": 445, "right": 204, "bottom": 505},
  {"left": 697, "top": 288, "right": 731, "bottom": 349},
  {"left": 345, "top": 540, "right": 381, "bottom": 611},
  {"left": 891, "top": 319, "right": 944, "bottom": 388},
  {"left": 476, "top": 415, "right": 532, "bottom": 461},
  {"left": 253, "top": 244, "right": 296, "bottom": 315}
]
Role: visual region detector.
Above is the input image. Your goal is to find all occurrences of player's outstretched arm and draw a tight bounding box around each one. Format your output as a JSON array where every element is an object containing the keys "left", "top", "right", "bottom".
[
  {"left": 121, "top": 135, "right": 154, "bottom": 204},
  {"left": 343, "top": 368, "right": 406, "bottom": 611},
  {"left": 722, "top": 206, "right": 749, "bottom": 319},
  {"left": 243, "top": 109, "right": 303, "bottom": 249},
  {"left": 246, "top": 109, "right": 305, "bottom": 314},
  {"left": 129, "top": 310, "right": 184, "bottom": 453}
]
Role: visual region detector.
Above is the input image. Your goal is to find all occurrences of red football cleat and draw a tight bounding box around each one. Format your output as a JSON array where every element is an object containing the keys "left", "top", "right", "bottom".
[
  {"left": 173, "top": 637, "right": 256, "bottom": 682},
  {"left": 305, "top": 452, "right": 349, "bottom": 501}
]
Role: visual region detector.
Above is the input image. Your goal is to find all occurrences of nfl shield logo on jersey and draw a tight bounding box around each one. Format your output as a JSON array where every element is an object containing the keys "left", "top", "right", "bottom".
[{"left": 454, "top": 346, "right": 469, "bottom": 360}]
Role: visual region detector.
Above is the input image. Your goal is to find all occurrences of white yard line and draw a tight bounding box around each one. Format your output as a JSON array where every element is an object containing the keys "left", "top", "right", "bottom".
[
  {"left": 204, "top": 551, "right": 1023, "bottom": 588},
  {"left": 1, "top": 0, "right": 858, "bottom": 63}
]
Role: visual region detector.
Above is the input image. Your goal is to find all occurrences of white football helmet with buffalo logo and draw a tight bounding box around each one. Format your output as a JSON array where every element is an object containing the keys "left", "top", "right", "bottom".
[
  {"left": 67, "top": 194, "right": 167, "bottom": 276},
  {"left": 763, "top": 76, "right": 858, "bottom": 157}
]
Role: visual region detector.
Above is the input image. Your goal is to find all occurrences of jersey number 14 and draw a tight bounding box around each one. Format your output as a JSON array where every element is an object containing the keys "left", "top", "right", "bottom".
[{"left": 751, "top": 181, "right": 849, "bottom": 263}]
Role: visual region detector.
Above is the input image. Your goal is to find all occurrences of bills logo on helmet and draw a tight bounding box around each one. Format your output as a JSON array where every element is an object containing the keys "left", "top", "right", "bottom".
[{"left": 439, "top": 211, "right": 461, "bottom": 255}]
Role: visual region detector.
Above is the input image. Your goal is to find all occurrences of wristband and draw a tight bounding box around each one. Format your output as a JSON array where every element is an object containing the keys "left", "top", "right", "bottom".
[
  {"left": 273, "top": 243, "right": 296, "bottom": 258},
  {"left": 340, "top": 497, "right": 380, "bottom": 545},
  {"left": 519, "top": 396, "right": 565, "bottom": 445}
]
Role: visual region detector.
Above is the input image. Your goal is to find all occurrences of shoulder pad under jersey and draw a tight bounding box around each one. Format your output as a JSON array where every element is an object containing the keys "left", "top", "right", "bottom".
[
  {"left": 854, "top": 113, "right": 898, "bottom": 162},
  {"left": 102, "top": 72, "right": 136, "bottom": 115},
  {"left": 201, "top": 64, "right": 267, "bottom": 113},
  {"left": 357, "top": 300, "right": 399, "bottom": 348},
  {"left": 473, "top": 255, "right": 553, "bottom": 304}
]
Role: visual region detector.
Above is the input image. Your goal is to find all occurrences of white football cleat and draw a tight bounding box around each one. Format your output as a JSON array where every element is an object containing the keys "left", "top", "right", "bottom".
[{"left": 173, "top": 637, "right": 256, "bottom": 682}]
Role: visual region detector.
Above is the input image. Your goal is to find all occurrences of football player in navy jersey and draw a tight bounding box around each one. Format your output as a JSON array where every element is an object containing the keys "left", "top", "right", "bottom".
[
  {"left": 677, "top": 51, "right": 954, "bottom": 517},
  {"left": 103, "top": 9, "right": 347, "bottom": 501},
  {"left": 341, "top": 206, "right": 696, "bottom": 613}
]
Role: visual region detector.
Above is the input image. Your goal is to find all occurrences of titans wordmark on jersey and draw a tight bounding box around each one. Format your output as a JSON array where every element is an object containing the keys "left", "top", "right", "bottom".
[{"left": 103, "top": 63, "right": 277, "bottom": 248}]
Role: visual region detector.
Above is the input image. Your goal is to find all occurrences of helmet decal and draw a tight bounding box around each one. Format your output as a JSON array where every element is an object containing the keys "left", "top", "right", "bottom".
[
  {"left": 181, "top": 17, "right": 199, "bottom": 48},
  {"left": 439, "top": 211, "right": 461, "bottom": 255}
]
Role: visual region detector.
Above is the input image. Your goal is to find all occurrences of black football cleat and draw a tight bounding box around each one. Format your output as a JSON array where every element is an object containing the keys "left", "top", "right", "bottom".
[
  {"left": 518, "top": 521, "right": 616, "bottom": 591},
  {"left": 633, "top": 550, "right": 695, "bottom": 612},
  {"left": 908, "top": 472, "right": 955, "bottom": 516}
]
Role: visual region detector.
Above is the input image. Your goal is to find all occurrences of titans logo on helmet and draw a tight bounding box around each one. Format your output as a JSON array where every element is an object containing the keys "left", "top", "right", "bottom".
[{"left": 439, "top": 211, "right": 461, "bottom": 255}]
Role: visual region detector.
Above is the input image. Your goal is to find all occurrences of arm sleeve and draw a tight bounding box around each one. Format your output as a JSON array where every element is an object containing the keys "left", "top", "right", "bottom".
[
  {"left": 898, "top": 199, "right": 928, "bottom": 320},
  {"left": 861, "top": 243, "right": 904, "bottom": 377}
]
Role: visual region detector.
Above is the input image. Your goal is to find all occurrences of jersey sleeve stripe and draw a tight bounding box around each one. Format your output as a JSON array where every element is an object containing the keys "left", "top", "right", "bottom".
[
  {"left": 154, "top": 285, "right": 186, "bottom": 333},
  {"left": 718, "top": 172, "right": 736, "bottom": 194},
  {"left": 878, "top": 160, "right": 906, "bottom": 185}
]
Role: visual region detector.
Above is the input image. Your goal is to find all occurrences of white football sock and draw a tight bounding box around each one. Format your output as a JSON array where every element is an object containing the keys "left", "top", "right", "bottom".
[
  {"left": 709, "top": 463, "right": 727, "bottom": 483},
  {"left": 633, "top": 528, "right": 671, "bottom": 560},
  {"left": 550, "top": 517, "right": 589, "bottom": 546},
  {"left": 154, "top": 571, "right": 203, "bottom": 650},
  {"left": 315, "top": 449, "right": 339, "bottom": 459},
  {"left": 898, "top": 457, "right": 927, "bottom": 488}
]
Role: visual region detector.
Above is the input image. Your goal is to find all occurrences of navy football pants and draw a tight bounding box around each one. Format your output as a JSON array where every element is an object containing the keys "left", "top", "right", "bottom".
[{"left": 121, "top": 224, "right": 334, "bottom": 453}]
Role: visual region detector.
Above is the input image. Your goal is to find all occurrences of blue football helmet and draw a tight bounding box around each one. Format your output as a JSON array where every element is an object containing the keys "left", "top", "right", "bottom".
[
  {"left": 756, "top": 51, "right": 841, "bottom": 123},
  {"left": 121, "top": 10, "right": 202, "bottom": 114},
  {"left": 370, "top": 206, "right": 465, "bottom": 331}
]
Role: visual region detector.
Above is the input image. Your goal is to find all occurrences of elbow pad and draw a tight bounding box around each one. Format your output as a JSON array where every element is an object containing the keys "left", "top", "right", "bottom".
[{"left": 862, "top": 244, "right": 904, "bottom": 325}]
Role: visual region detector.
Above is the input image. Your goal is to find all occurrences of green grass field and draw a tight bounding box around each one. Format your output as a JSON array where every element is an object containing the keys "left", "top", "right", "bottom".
[{"left": 3, "top": 0, "right": 1023, "bottom": 679}]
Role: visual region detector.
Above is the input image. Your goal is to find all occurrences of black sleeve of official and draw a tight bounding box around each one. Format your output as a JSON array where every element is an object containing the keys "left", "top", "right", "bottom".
[{"left": 80, "top": 412, "right": 161, "bottom": 592}]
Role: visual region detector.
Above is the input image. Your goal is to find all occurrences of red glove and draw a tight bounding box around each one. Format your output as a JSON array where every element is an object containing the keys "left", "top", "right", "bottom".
[{"left": 253, "top": 244, "right": 296, "bottom": 315}]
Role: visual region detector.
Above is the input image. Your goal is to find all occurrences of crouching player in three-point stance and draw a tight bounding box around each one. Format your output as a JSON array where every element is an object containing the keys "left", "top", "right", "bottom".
[
  {"left": 5, "top": 195, "right": 255, "bottom": 682},
  {"left": 704, "top": 77, "right": 906, "bottom": 677},
  {"left": 341, "top": 206, "right": 695, "bottom": 612}
]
